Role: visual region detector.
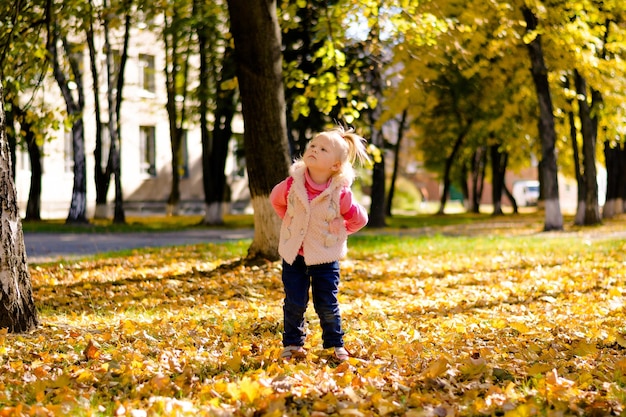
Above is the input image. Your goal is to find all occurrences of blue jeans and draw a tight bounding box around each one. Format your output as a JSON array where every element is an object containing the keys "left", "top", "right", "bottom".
[{"left": 282, "top": 255, "right": 344, "bottom": 349}]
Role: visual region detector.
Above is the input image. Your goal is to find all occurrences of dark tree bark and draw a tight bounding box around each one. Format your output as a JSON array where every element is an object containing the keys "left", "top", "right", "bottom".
[
  {"left": 23, "top": 119, "right": 42, "bottom": 221},
  {"left": 490, "top": 144, "right": 508, "bottom": 216},
  {"left": 564, "top": 75, "right": 586, "bottom": 224},
  {"left": 0, "top": 85, "right": 39, "bottom": 333},
  {"left": 386, "top": 110, "right": 407, "bottom": 217},
  {"left": 5, "top": 102, "right": 16, "bottom": 182},
  {"left": 10, "top": 104, "right": 43, "bottom": 221},
  {"left": 104, "top": 0, "right": 129, "bottom": 224},
  {"left": 573, "top": 71, "right": 601, "bottom": 226},
  {"left": 199, "top": 23, "right": 236, "bottom": 225},
  {"left": 621, "top": 146, "right": 626, "bottom": 213},
  {"left": 603, "top": 142, "right": 620, "bottom": 218},
  {"left": 438, "top": 128, "right": 467, "bottom": 215},
  {"left": 226, "top": 0, "right": 290, "bottom": 261},
  {"left": 163, "top": 6, "right": 193, "bottom": 215},
  {"left": 521, "top": 6, "right": 563, "bottom": 231},
  {"left": 195, "top": 0, "right": 233, "bottom": 225},
  {"left": 365, "top": 22, "right": 386, "bottom": 228},
  {"left": 470, "top": 147, "right": 486, "bottom": 213},
  {"left": 503, "top": 183, "right": 516, "bottom": 213},
  {"left": 86, "top": 8, "right": 109, "bottom": 219}
]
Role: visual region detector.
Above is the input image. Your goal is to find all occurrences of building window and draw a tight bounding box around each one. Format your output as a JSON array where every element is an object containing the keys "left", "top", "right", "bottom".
[
  {"left": 64, "top": 130, "right": 73, "bottom": 173},
  {"left": 139, "top": 126, "right": 156, "bottom": 176},
  {"left": 138, "top": 54, "right": 155, "bottom": 93}
]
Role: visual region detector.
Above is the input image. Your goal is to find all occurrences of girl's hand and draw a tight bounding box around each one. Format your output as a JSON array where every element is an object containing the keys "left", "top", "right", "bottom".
[{"left": 329, "top": 218, "right": 344, "bottom": 234}]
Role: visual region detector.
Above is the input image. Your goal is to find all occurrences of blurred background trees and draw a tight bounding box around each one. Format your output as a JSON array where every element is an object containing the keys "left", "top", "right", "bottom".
[{"left": 1, "top": 0, "right": 625, "bottom": 233}]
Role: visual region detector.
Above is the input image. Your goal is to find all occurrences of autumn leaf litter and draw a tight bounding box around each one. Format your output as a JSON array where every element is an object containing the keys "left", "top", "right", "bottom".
[{"left": 2, "top": 220, "right": 626, "bottom": 416}]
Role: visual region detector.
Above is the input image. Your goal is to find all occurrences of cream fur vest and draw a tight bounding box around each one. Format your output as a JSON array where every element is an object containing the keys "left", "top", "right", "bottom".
[{"left": 279, "top": 162, "right": 349, "bottom": 265}]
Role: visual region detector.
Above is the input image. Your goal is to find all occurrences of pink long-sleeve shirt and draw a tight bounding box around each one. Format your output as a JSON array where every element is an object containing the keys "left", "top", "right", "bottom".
[{"left": 270, "top": 169, "right": 368, "bottom": 235}]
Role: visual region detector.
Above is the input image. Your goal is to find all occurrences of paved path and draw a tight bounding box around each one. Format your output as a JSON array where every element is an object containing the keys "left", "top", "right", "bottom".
[{"left": 24, "top": 229, "right": 254, "bottom": 263}]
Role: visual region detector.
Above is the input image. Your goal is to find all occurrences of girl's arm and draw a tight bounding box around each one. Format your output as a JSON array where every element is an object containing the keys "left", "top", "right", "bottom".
[
  {"left": 340, "top": 188, "right": 368, "bottom": 234},
  {"left": 270, "top": 177, "right": 293, "bottom": 219}
]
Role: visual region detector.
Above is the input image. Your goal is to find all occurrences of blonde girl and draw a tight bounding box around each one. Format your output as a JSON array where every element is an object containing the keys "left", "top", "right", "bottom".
[{"left": 270, "top": 126, "right": 370, "bottom": 361}]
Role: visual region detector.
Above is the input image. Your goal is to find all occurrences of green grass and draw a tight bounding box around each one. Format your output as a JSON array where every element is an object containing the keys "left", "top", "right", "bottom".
[
  {"left": 21, "top": 214, "right": 256, "bottom": 233},
  {"left": 21, "top": 210, "right": 544, "bottom": 233}
]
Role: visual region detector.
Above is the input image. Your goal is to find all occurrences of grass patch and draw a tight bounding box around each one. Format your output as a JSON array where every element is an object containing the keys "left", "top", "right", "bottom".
[{"left": 21, "top": 214, "right": 255, "bottom": 233}]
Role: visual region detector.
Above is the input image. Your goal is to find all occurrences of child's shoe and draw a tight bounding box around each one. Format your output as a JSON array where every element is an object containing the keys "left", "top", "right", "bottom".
[
  {"left": 334, "top": 346, "right": 350, "bottom": 361},
  {"left": 281, "top": 345, "right": 306, "bottom": 361}
]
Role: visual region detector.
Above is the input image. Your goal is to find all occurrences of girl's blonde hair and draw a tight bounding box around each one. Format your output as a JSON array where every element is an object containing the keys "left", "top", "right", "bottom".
[{"left": 315, "top": 126, "right": 371, "bottom": 171}]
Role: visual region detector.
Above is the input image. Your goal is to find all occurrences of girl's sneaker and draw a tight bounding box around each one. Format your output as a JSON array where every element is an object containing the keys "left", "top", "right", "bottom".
[
  {"left": 334, "top": 347, "right": 350, "bottom": 361},
  {"left": 281, "top": 345, "right": 306, "bottom": 361}
]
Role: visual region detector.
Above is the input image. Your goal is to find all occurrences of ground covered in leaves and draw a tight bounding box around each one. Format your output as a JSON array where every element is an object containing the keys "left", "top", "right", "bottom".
[{"left": 2, "top": 217, "right": 626, "bottom": 416}]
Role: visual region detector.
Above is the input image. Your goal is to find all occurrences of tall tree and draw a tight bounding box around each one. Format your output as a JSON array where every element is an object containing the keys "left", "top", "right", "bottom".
[
  {"left": 573, "top": 70, "right": 601, "bottom": 225},
  {"left": 0, "top": 85, "right": 39, "bottom": 333},
  {"left": 363, "top": 16, "right": 387, "bottom": 227},
  {"left": 2, "top": 0, "right": 55, "bottom": 222},
  {"left": 0, "top": 1, "right": 39, "bottom": 332},
  {"left": 203, "top": 47, "right": 237, "bottom": 225},
  {"left": 102, "top": 0, "right": 130, "bottom": 224},
  {"left": 226, "top": 0, "right": 290, "bottom": 261},
  {"left": 46, "top": 0, "right": 89, "bottom": 224},
  {"left": 194, "top": 0, "right": 236, "bottom": 225},
  {"left": 521, "top": 5, "right": 563, "bottom": 231},
  {"left": 386, "top": 110, "right": 408, "bottom": 217},
  {"left": 162, "top": 0, "right": 195, "bottom": 216},
  {"left": 88, "top": 0, "right": 130, "bottom": 223},
  {"left": 490, "top": 143, "right": 508, "bottom": 215}
]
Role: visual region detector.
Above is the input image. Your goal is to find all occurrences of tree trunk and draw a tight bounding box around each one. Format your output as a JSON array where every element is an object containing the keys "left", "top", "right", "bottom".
[
  {"left": 438, "top": 130, "right": 466, "bottom": 215},
  {"left": 369, "top": 132, "right": 386, "bottom": 226},
  {"left": 385, "top": 110, "right": 407, "bottom": 217},
  {"left": 86, "top": 11, "right": 109, "bottom": 220},
  {"left": 620, "top": 146, "right": 626, "bottom": 214},
  {"left": 163, "top": 7, "right": 192, "bottom": 216},
  {"left": 112, "top": 0, "right": 131, "bottom": 224},
  {"left": 470, "top": 147, "right": 486, "bottom": 214},
  {"left": 521, "top": 6, "right": 563, "bottom": 231},
  {"left": 11, "top": 105, "right": 42, "bottom": 221},
  {"left": 0, "top": 85, "right": 39, "bottom": 333},
  {"left": 603, "top": 142, "right": 620, "bottom": 218},
  {"left": 574, "top": 71, "right": 601, "bottom": 225},
  {"left": 46, "top": 5, "right": 89, "bottom": 224},
  {"left": 202, "top": 44, "right": 236, "bottom": 225},
  {"left": 24, "top": 123, "right": 42, "bottom": 221},
  {"left": 366, "top": 22, "right": 386, "bottom": 228},
  {"left": 503, "top": 182, "right": 517, "bottom": 213},
  {"left": 4, "top": 98, "right": 16, "bottom": 182},
  {"left": 490, "top": 144, "right": 507, "bottom": 216},
  {"left": 227, "top": 0, "right": 290, "bottom": 261},
  {"left": 66, "top": 118, "right": 88, "bottom": 224},
  {"left": 103, "top": 0, "right": 127, "bottom": 224},
  {"left": 565, "top": 74, "right": 586, "bottom": 225}
]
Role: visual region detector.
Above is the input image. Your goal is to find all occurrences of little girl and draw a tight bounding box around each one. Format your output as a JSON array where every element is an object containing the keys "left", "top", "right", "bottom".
[{"left": 270, "top": 126, "right": 371, "bottom": 361}]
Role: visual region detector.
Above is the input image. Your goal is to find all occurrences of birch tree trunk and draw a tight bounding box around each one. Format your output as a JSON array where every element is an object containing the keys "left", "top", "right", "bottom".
[{"left": 0, "top": 85, "right": 39, "bottom": 333}]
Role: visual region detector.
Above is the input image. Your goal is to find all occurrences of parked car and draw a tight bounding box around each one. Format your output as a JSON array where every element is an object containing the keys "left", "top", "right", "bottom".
[{"left": 512, "top": 180, "right": 540, "bottom": 207}]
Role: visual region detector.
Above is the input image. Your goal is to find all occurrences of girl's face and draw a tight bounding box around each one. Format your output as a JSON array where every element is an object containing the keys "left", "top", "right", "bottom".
[{"left": 303, "top": 134, "right": 342, "bottom": 176}]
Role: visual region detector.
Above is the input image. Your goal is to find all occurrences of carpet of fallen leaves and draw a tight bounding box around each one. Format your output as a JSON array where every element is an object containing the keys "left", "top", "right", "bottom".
[{"left": 3, "top": 218, "right": 626, "bottom": 417}]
